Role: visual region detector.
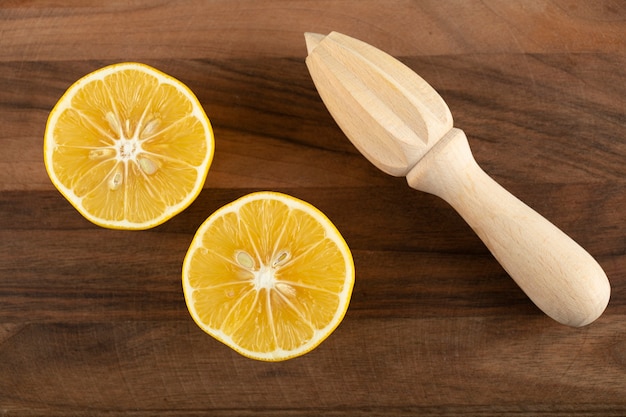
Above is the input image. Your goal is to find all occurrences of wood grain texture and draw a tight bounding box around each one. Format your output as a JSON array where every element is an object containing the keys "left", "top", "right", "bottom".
[{"left": 1, "top": 1, "right": 625, "bottom": 415}]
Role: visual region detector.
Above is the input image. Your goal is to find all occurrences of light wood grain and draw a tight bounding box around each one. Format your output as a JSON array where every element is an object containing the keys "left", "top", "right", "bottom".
[
  {"left": 1, "top": 1, "right": 625, "bottom": 415},
  {"left": 305, "top": 31, "right": 609, "bottom": 326}
]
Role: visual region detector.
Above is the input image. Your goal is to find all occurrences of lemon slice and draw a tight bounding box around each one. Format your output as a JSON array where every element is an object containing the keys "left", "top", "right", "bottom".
[
  {"left": 44, "top": 62, "right": 214, "bottom": 229},
  {"left": 182, "top": 191, "right": 355, "bottom": 361}
]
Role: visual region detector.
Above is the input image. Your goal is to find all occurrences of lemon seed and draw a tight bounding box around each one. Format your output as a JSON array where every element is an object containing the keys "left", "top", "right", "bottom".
[
  {"left": 105, "top": 112, "right": 121, "bottom": 135},
  {"left": 141, "top": 118, "right": 160, "bottom": 138},
  {"left": 138, "top": 157, "right": 158, "bottom": 175},
  {"left": 236, "top": 251, "right": 255, "bottom": 270},
  {"left": 88, "top": 148, "right": 114, "bottom": 160},
  {"left": 108, "top": 167, "right": 123, "bottom": 191}
]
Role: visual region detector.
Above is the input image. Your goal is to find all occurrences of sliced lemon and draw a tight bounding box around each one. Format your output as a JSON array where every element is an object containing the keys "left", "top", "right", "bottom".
[
  {"left": 44, "top": 62, "right": 214, "bottom": 229},
  {"left": 182, "top": 191, "right": 355, "bottom": 361}
]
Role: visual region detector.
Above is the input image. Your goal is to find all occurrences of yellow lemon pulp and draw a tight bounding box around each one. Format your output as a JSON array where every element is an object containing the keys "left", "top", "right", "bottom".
[
  {"left": 182, "top": 192, "right": 355, "bottom": 361},
  {"left": 44, "top": 62, "right": 214, "bottom": 229}
]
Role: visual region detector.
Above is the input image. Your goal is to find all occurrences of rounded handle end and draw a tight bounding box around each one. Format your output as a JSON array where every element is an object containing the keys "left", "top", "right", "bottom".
[{"left": 551, "top": 266, "right": 610, "bottom": 327}]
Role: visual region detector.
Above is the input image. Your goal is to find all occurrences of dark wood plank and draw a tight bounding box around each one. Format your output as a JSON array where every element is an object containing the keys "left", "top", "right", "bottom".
[
  {"left": 1, "top": 317, "right": 625, "bottom": 415},
  {"left": 1, "top": 0, "right": 625, "bottom": 62},
  {"left": 1, "top": 185, "right": 624, "bottom": 322},
  {"left": 2, "top": 52, "right": 625, "bottom": 191}
]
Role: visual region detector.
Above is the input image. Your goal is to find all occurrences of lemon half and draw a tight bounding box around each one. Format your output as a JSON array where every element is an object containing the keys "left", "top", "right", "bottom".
[
  {"left": 44, "top": 62, "right": 214, "bottom": 229},
  {"left": 182, "top": 191, "right": 355, "bottom": 361}
]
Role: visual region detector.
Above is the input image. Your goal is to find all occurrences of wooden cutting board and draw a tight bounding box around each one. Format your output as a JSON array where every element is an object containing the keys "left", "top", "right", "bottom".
[{"left": 1, "top": 1, "right": 625, "bottom": 415}]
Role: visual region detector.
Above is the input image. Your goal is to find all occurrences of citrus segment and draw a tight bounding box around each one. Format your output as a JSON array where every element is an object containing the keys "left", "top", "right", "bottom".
[
  {"left": 182, "top": 192, "right": 355, "bottom": 361},
  {"left": 44, "top": 62, "right": 214, "bottom": 229}
]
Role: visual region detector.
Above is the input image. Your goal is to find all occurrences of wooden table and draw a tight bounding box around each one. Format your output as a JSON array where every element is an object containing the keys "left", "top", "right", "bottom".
[{"left": 1, "top": 1, "right": 625, "bottom": 415}]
